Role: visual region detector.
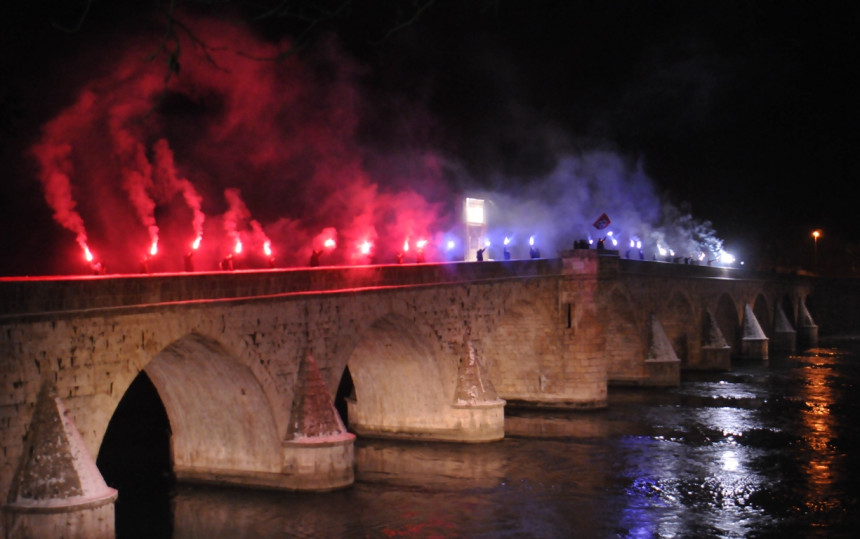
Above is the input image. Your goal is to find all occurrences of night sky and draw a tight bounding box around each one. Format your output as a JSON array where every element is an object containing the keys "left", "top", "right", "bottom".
[{"left": 1, "top": 1, "right": 857, "bottom": 276}]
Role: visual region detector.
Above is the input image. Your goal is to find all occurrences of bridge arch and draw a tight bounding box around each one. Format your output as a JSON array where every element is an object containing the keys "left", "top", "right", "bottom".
[
  {"left": 141, "top": 332, "right": 282, "bottom": 482},
  {"left": 780, "top": 294, "right": 796, "bottom": 326},
  {"left": 715, "top": 293, "right": 740, "bottom": 355},
  {"left": 344, "top": 313, "right": 453, "bottom": 440},
  {"left": 662, "top": 289, "right": 696, "bottom": 367}
]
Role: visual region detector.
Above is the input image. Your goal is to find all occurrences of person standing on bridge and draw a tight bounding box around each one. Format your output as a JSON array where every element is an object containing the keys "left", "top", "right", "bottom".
[{"left": 476, "top": 247, "right": 485, "bottom": 261}]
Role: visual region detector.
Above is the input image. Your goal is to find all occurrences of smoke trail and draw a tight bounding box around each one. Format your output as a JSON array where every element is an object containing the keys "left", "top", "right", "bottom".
[
  {"left": 471, "top": 152, "right": 725, "bottom": 261},
  {"left": 108, "top": 106, "right": 159, "bottom": 251},
  {"left": 31, "top": 141, "right": 89, "bottom": 255},
  {"left": 151, "top": 138, "right": 206, "bottom": 245},
  {"left": 222, "top": 188, "right": 249, "bottom": 252}
]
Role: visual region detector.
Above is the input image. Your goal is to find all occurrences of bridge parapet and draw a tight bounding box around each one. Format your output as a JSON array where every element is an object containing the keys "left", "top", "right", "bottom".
[{"left": 0, "top": 259, "right": 562, "bottom": 317}]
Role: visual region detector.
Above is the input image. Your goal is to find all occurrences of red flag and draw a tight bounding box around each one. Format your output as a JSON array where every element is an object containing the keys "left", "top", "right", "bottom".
[{"left": 593, "top": 213, "right": 611, "bottom": 230}]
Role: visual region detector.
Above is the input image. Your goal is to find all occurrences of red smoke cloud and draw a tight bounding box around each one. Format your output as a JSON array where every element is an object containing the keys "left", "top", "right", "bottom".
[{"left": 31, "top": 14, "right": 452, "bottom": 274}]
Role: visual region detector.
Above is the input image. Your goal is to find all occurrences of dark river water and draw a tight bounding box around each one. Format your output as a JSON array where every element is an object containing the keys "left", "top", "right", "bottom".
[{"left": 115, "top": 337, "right": 860, "bottom": 538}]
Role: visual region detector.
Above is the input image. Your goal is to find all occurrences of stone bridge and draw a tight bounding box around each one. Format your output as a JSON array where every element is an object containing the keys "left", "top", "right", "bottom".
[{"left": 0, "top": 249, "right": 818, "bottom": 536}]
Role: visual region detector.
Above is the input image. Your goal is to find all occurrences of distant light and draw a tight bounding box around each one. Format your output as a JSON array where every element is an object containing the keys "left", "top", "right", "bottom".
[
  {"left": 721, "top": 251, "right": 736, "bottom": 264},
  {"left": 446, "top": 240, "right": 455, "bottom": 250},
  {"left": 484, "top": 239, "right": 491, "bottom": 247},
  {"left": 504, "top": 236, "right": 511, "bottom": 245},
  {"left": 529, "top": 235, "right": 535, "bottom": 246}
]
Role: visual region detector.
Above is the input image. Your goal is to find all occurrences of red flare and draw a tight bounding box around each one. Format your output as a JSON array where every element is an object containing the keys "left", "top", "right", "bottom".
[
  {"left": 83, "top": 245, "right": 94, "bottom": 262},
  {"left": 263, "top": 240, "right": 272, "bottom": 257},
  {"left": 324, "top": 237, "right": 336, "bottom": 249},
  {"left": 192, "top": 236, "right": 202, "bottom": 250},
  {"left": 234, "top": 239, "right": 243, "bottom": 254},
  {"left": 359, "top": 240, "right": 372, "bottom": 255},
  {"left": 403, "top": 239, "right": 410, "bottom": 252},
  {"left": 149, "top": 239, "right": 158, "bottom": 256}
]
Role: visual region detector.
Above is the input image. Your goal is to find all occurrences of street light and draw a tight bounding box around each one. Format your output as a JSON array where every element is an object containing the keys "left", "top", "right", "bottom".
[{"left": 812, "top": 229, "right": 821, "bottom": 272}]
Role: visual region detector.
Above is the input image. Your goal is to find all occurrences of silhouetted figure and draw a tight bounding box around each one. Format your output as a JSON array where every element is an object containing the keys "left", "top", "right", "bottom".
[
  {"left": 476, "top": 248, "right": 485, "bottom": 262},
  {"left": 416, "top": 250, "right": 425, "bottom": 263},
  {"left": 596, "top": 238, "right": 605, "bottom": 250},
  {"left": 219, "top": 253, "right": 234, "bottom": 271},
  {"left": 309, "top": 249, "right": 322, "bottom": 267},
  {"left": 529, "top": 246, "right": 541, "bottom": 259},
  {"left": 140, "top": 256, "right": 151, "bottom": 274},
  {"left": 639, "top": 250, "right": 644, "bottom": 260},
  {"left": 396, "top": 252, "right": 404, "bottom": 264},
  {"left": 91, "top": 261, "right": 105, "bottom": 275},
  {"left": 184, "top": 252, "right": 195, "bottom": 272},
  {"left": 503, "top": 246, "right": 511, "bottom": 260},
  {"left": 268, "top": 256, "right": 276, "bottom": 268}
]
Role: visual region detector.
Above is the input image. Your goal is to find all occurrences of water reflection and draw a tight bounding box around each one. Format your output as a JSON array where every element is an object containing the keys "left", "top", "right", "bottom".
[
  {"left": 796, "top": 348, "right": 844, "bottom": 525},
  {"left": 122, "top": 341, "right": 860, "bottom": 537}
]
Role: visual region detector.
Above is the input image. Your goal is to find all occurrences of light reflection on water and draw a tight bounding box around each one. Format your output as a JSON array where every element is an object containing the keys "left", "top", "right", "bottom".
[{"left": 132, "top": 340, "right": 860, "bottom": 538}]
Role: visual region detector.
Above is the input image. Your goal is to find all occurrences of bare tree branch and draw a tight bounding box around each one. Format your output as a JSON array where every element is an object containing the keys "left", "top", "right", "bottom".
[
  {"left": 52, "top": 0, "right": 94, "bottom": 33},
  {"left": 372, "top": 0, "right": 436, "bottom": 46}
]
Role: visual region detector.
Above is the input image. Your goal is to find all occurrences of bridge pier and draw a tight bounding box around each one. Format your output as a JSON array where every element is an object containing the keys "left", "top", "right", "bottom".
[
  {"left": 740, "top": 304, "right": 769, "bottom": 360},
  {"left": 797, "top": 300, "right": 819, "bottom": 349},
  {"left": 3, "top": 381, "right": 117, "bottom": 539},
  {"left": 694, "top": 310, "right": 732, "bottom": 370},
  {"left": 644, "top": 315, "right": 681, "bottom": 387},
  {"left": 772, "top": 305, "right": 797, "bottom": 353}
]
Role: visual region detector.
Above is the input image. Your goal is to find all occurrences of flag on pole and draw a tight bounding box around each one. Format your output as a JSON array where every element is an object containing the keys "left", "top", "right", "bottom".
[{"left": 593, "top": 213, "right": 611, "bottom": 230}]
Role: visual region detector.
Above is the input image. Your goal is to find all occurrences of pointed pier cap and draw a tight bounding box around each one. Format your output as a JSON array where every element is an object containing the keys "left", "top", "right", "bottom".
[
  {"left": 6, "top": 380, "right": 117, "bottom": 511},
  {"left": 774, "top": 305, "right": 795, "bottom": 333},
  {"left": 285, "top": 352, "right": 351, "bottom": 442},
  {"left": 742, "top": 304, "right": 767, "bottom": 340},
  {"left": 702, "top": 309, "right": 729, "bottom": 348},
  {"left": 647, "top": 314, "right": 679, "bottom": 362},
  {"left": 799, "top": 300, "right": 817, "bottom": 328}
]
